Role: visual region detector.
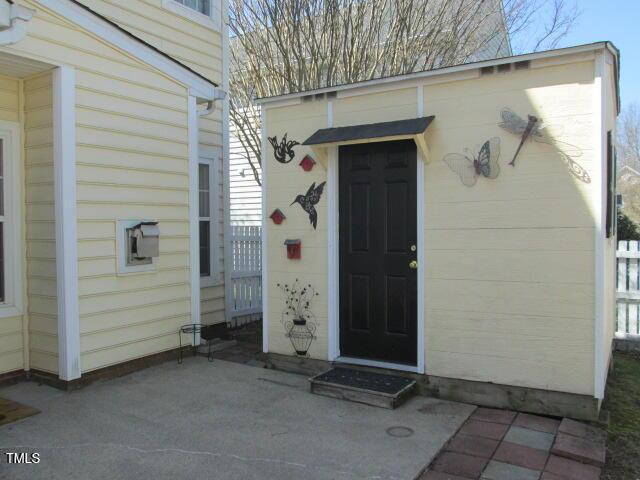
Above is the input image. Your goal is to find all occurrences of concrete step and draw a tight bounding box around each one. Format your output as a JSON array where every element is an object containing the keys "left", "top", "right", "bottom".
[
  {"left": 196, "top": 339, "right": 237, "bottom": 355},
  {"left": 309, "top": 367, "right": 416, "bottom": 409}
]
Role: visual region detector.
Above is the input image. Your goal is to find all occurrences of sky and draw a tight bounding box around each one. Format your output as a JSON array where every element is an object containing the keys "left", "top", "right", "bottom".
[{"left": 557, "top": 0, "right": 639, "bottom": 111}]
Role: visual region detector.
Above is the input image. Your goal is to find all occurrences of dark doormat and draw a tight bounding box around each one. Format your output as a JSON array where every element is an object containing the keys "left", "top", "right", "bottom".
[
  {"left": 312, "top": 367, "right": 414, "bottom": 394},
  {"left": 0, "top": 397, "right": 40, "bottom": 427},
  {"left": 310, "top": 367, "right": 416, "bottom": 409}
]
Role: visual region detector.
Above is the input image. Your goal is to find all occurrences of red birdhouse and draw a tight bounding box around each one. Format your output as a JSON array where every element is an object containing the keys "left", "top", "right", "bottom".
[
  {"left": 284, "top": 239, "right": 301, "bottom": 259},
  {"left": 270, "top": 208, "right": 286, "bottom": 225},
  {"left": 299, "top": 155, "right": 316, "bottom": 172}
]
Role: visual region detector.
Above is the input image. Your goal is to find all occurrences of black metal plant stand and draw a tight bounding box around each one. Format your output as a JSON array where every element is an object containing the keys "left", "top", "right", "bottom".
[{"left": 178, "top": 324, "right": 216, "bottom": 363}]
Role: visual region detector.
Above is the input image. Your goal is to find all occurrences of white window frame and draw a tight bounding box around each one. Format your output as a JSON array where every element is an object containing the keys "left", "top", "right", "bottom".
[
  {"left": 199, "top": 154, "right": 221, "bottom": 287},
  {"left": 162, "top": 0, "right": 221, "bottom": 31},
  {"left": 0, "top": 120, "right": 23, "bottom": 318}
]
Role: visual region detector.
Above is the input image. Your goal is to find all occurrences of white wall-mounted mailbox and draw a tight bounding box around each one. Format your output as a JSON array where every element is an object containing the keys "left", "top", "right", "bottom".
[
  {"left": 127, "top": 222, "right": 160, "bottom": 264},
  {"left": 117, "top": 219, "right": 160, "bottom": 274}
]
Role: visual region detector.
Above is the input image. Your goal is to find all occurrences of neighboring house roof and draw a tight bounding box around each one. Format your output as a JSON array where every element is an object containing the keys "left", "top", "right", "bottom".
[
  {"left": 256, "top": 42, "right": 621, "bottom": 113},
  {"left": 32, "top": 0, "right": 219, "bottom": 99}
]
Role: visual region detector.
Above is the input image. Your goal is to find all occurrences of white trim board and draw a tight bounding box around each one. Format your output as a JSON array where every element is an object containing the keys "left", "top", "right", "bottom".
[
  {"left": 53, "top": 65, "right": 80, "bottom": 381},
  {"left": 0, "top": 120, "right": 23, "bottom": 320},
  {"left": 326, "top": 137, "right": 425, "bottom": 371},
  {"left": 593, "top": 52, "right": 607, "bottom": 399},
  {"left": 188, "top": 96, "right": 201, "bottom": 342},
  {"left": 260, "top": 107, "right": 269, "bottom": 353},
  {"left": 256, "top": 42, "right": 618, "bottom": 108},
  {"left": 36, "top": 0, "right": 220, "bottom": 100}
]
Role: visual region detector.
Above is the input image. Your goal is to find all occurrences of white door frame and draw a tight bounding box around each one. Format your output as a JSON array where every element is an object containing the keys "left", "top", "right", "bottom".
[{"left": 326, "top": 141, "right": 426, "bottom": 374}]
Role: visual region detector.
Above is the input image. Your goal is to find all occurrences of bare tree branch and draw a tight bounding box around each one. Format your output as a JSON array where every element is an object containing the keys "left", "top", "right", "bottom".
[{"left": 229, "top": 0, "right": 580, "bottom": 184}]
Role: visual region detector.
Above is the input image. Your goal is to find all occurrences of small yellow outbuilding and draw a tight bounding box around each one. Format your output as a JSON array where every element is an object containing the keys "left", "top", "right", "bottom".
[{"left": 258, "top": 42, "right": 620, "bottom": 420}]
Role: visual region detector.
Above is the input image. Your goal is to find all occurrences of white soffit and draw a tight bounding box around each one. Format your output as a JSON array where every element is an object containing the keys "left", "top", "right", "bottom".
[{"left": 0, "top": 49, "right": 52, "bottom": 77}]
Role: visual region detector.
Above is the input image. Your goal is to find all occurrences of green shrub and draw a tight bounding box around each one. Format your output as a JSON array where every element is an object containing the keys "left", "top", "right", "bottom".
[{"left": 618, "top": 211, "right": 640, "bottom": 240}]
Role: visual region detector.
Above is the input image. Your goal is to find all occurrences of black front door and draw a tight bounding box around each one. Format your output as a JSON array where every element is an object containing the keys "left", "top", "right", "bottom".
[{"left": 339, "top": 140, "right": 418, "bottom": 365}]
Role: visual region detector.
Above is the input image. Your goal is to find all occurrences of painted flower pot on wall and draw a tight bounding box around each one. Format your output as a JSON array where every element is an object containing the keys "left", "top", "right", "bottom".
[{"left": 285, "top": 319, "right": 316, "bottom": 356}]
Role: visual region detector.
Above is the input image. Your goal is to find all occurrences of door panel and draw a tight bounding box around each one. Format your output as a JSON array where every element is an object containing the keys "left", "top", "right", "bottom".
[{"left": 339, "top": 140, "right": 418, "bottom": 365}]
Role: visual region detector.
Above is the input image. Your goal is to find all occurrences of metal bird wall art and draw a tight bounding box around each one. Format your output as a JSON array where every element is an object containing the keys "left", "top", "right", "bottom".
[
  {"left": 498, "top": 108, "right": 591, "bottom": 183},
  {"left": 443, "top": 137, "right": 500, "bottom": 187},
  {"left": 269, "top": 133, "right": 299, "bottom": 164},
  {"left": 291, "top": 181, "right": 326, "bottom": 229}
]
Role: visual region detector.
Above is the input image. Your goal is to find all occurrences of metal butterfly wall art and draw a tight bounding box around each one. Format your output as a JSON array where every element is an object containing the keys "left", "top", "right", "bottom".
[
  {"left": 499, "top": 108, "right": 591, "bottom": 183},
  {"left": 443, "top": 137, "right": 500, "bottom": 187},
  {"left": 269, "top": 133, "right": 299, "bottom": 164}
]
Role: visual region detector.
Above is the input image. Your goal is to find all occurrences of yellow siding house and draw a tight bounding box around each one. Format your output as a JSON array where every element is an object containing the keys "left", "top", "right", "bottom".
[
  {"left": 0, "top": 0, "right": 229, "bottom": 384},
  {"left": 258, "top": 43, "right": 620, "bottom": 420}
]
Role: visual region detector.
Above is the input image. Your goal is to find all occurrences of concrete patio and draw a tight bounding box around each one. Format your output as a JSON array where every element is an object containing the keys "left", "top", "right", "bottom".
[{"left": 0, "top": 358, "right": 474, "bottom": 480}]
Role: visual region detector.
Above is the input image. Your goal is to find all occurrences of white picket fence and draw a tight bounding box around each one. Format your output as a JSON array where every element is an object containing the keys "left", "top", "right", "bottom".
[
  {"left": 229, "top": 225, "right": 262, "bottom": 320},
  {"left": 617, "top": 240, "right": 640, "bottom": 336}
]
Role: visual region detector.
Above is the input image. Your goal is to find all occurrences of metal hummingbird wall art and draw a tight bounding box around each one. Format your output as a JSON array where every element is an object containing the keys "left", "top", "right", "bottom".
[
  {"left": 291, "top": 181, "right": 326, "bottom": 229},
  {"left": 443, "top": 137, "right": 501, "bottom": 187},
  {"left": 498, "top": 108, "right": 591, "bottom": 183},
  {"left": 269, "top": 133, "right": 299, "bottom": 164}
]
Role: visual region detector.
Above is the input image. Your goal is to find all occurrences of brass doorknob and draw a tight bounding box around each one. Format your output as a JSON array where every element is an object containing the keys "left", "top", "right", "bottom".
[{"left": 409, "top": 260, "right": 418, "bottom": 269}]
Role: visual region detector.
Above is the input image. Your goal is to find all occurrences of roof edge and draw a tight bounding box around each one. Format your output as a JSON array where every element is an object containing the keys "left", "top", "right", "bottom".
[{"left": 257, "top": 42, "right": 618, "bottom": 106}]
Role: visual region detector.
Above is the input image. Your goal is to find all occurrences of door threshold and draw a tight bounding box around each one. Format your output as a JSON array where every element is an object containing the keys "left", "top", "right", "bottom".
[{"left": 334, "top": 356, "right": 421, "bottom": 374}]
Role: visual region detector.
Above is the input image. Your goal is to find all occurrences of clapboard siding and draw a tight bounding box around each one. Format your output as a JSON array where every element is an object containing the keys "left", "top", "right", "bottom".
[
  {"left": 24, "top": 72, "right": 58, "bottom": 374},
  {"left": 229, "top": 113, "right": 261, "bottom": 225},
  {"left": 0, "top": 76, "right": 23, "bottom": 375},
  {"left": 263, "top": 54, "right": 612, "bottom": 397},
  {"left": 79, "top": 0, "right": 223, "bottom": 84}
]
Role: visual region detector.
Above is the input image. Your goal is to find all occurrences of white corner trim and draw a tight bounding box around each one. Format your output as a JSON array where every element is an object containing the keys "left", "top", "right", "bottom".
[
  {"left": 221, "top": 0, "right": 234, "bottom": 325},
  {"left": 53, "top": 66, "right": 80, "bottom": 381},
  {"left": 35, "top": 0, "right": 216, "bottom": 100},
  {"left": 593, "top": 52, "right": 606, "bottom": 399},
  {"left": 327, "top": 145, "right": 339, "bottom": 360},
  {"left": 0, "top": 4, "right": 35, "bottom": 45},
  {"left": 188, "top": 96, "right": 201, "bottom": 335},
  {"left": 416, "top": 85, "right": 426, "bottom": 375},
  {"left": 0, "top": 120, "right": 23, "bottom": 320},
  {"left": 261, "top": 107, "right": 269, "bottom": 353},
  {"left": 161, "top": 0, "right": 221, "bottom": 31}
]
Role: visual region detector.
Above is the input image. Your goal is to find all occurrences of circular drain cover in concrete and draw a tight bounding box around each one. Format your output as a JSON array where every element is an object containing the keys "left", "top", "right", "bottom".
[{"left": 386, "top": 426, "right": 414, "bottom": 438}]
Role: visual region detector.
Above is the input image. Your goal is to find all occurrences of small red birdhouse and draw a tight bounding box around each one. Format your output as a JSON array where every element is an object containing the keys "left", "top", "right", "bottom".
[
  {"left": 299, "top": 155, "right": 316, "bottom": 172},
  {"left": 270, "top": 208, "right": 286, "bottom": 225},
  {"left": 284, "top": 239, "right": 301, "bottom": 259}
]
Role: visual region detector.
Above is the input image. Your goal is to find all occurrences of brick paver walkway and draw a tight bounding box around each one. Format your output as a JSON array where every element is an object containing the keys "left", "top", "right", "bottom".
[{"left": 421, "top": 408, "right": 606, "bottom": 480}]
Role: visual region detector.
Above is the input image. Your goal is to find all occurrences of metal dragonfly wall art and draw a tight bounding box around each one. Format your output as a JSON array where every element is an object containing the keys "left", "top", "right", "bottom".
[
  {"left": 498, "top": 108, "right": 591, "bottom": 183},
  {"left": 443, "top": 137, "right": 501, "bottom": 187}
]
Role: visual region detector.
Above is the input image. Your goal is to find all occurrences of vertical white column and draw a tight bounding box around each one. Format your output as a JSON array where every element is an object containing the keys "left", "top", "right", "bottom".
[
  {"left": 53, "top": 66, "right": 80, "bottom": 381},
  {"left": 261, "top": 107, "right": 269, "bottom": 353},
  {"left": 593, "top": 52, "right": 606, "bottom": 399},
  {"left": 188, "top": 95, "right": 201, "bottom": 337},
  {"left": 416, "top": 85, "right": 426, "bottom": 375}
]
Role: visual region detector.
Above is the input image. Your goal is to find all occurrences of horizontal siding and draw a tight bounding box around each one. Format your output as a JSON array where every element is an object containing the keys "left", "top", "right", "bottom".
[
  {"left": 230, "top": 114, "right": 262, "bottom": 226},
  {"left": 24, "top": 72, "right": 58, "bottom": 374},
  {"left": 264, "top": 58, "right": 600, "bottom": 396},
  {"left": 80, "top": 0, "right": 223, "bottom": 85}
]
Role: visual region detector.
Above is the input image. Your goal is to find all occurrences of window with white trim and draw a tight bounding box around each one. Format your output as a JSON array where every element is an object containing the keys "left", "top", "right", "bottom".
[
  {"left": 162, "top": 0, "right": 221, "bottom": 30},
  {"left": 0, "top": 138, "right": 4, "bottom": 303},
  {"left": 0, "top": 122, "right": 22, "bottom": 317},
  {"left": 175, "top": 0, "right": 211, "bottom": 15},
  {"left": 199, "top": 156, "right": 220, "bottom": 285}
]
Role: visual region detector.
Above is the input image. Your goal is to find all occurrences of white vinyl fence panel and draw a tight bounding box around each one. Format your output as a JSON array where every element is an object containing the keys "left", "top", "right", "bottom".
[
  {"left": 617, "top": 240, "right": 640, "bottom": 336},
  {"left": 229, "top": 225, "right": 262, "bottom": 321}
]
